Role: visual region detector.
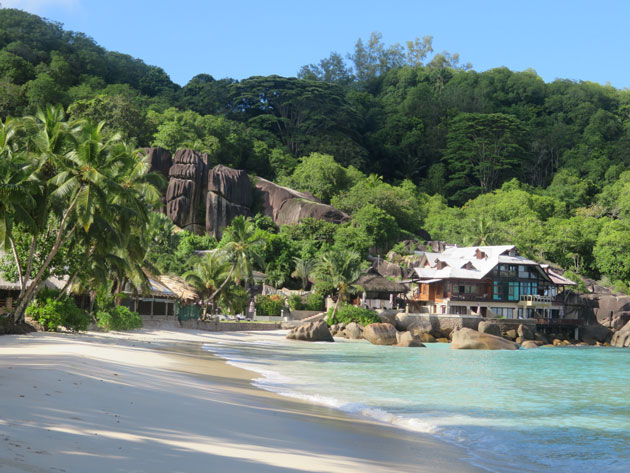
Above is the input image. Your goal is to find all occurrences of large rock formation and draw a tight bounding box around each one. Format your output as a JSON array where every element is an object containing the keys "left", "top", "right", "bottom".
[
  {"left": 144, "top": 147, "right": 173, "bottom": 178},
  {"left": 450, "top": 328, "right": 519, "bottom": 350},
  {"left": 362, "top": 323, "right": 398, "bottom": 345},
  {"left": 286, "top": 320, "right": 334, "bottom": 342},
  {"left": 478, "top": 320, "right": 502, "bottom": 337},
  {"left": 395, "top": 331, "right": 426, "bottom": 347},
  {"left": 166, "top": 149, "right": 208, "bottom": 232},
  {"left": 611, "top": 321, "right": 630, "bottom": 347},
  {"left": 206, "top": 165, "right": 252, "bottom": 238},
  {"left": 255, "top": 177, "right": 350, "bottom": 226},
  {"left": 147, "top": 148, "right": 352, "bottom": 236}
]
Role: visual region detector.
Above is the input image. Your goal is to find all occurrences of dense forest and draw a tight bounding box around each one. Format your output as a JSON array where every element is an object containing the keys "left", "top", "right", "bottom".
[{"left": 1, "top": 7, "right": 630, "bottom": 300}]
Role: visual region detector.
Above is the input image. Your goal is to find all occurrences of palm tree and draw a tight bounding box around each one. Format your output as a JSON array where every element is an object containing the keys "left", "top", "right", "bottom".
[
  {"left": 0, "top": 117, "right": 38, "bottom": 290},
  {"left": 312, "top": 248, "right": 367, "bottom": 321},
  {"left": 184, "top": 250, "right": 231, "bottom": 318},
  {"left": 12, "top": 119, "right": 158, "bottom": 322},
  {"left": 291, "top": 257, "right": 314, "bottom": 291},
  {"left": 220, "top": 216, "right": 265, "bottom": 286}
]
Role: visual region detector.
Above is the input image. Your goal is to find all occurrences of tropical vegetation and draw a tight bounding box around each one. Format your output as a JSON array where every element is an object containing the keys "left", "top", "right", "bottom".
[{"left": 2, "top": 6, "right": 630, "bottom": 318}]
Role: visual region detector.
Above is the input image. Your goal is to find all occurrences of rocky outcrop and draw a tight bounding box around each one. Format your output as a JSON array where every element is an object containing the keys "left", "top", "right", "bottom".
[
  {"left": 255, "top": 178, "right": 350, "bottom": 226},
  {"left": 517, "top": 324, "right": 535, "bottom": 341},
  {"left": 160, "top": 156, "right": 352, "bottom": 237},
  {"left": 395, "top": 331, "right": 426, "bottom": 347},
  {"left": 478, "top": 321, "right": 502, "bottom": 337},
  {"left": 377, "top": 310, "right": 397, "bottom": 326},
  {"left": 611, "top": 321, "right": 630, "bottom": 347},
  {"left": 363, "top": 323, "right": 398, "bottom": 346},
  {"left": 144, "top": 147, "right": 173, "bottom": 178},
  {"left": 581, "top": 324, "right": 613, "bottom": 344},
  {"left": 286, "top": 320, "right": 334, "bottom": 342},
  {"left": 395, "top": 313, "right": 432, "bottom": 334},
  {"left": 206, "top": 165, "right": 252, "bottom": 238},
  {"left": 450, "top": 328, "right": 519, "bottom": 350},
  {"left": 166, "top": 149, "right": 208, "bottom": 232},
  {"left": 521, "top": 340, "right": 540, "bottom": 349},
  {"left": 344, "top": 322, "right": 362, "bottom": 339}
]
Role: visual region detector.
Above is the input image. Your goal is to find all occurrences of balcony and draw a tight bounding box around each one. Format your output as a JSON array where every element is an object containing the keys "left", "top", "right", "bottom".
[
  {"left": 450, "top": 293, "right": 493, "bottom": 302},
  {"left": 518, "top": 295, "right": 552, "bottom": 306}
]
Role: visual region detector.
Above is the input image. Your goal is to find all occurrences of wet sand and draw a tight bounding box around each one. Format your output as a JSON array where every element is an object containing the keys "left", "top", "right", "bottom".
[{"left": 0, "top": 329, "right": 485, "bottom": 472}]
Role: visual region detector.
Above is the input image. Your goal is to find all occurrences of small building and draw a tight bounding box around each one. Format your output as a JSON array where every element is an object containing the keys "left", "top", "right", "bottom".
[
  {"left": 411, "top": 245, "right": 576, "bottom": 319},
  {"left": 121, "top": 274, "right": 200, "bottom": 319},
  {"left": 353, "top": 269, "right": 407, "bottom": 310}
]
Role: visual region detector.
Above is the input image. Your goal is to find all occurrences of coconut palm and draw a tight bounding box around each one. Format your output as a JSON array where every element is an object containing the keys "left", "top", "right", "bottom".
[
  {"left": 291, "top": 256, "right": 314, "bottom": 291},
  {"left": 220, "top": 215, "right": 265, "bottom": 285},
  {"left": 312, "top": 248, "right": 367, "bottom": 321},
  {"left": 184, "top": 250, "right": 231, "bottom": 318}
]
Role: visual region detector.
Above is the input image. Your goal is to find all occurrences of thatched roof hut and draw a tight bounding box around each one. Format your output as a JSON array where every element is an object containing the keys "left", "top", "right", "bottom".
[{"left": 354, "top": 269, "right": 406, "bottom": 295}]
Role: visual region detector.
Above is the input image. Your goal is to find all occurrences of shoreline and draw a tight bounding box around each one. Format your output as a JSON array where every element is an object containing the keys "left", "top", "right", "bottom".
[{"left": 0, "top": 329, "right": 485, "bottom": 473}]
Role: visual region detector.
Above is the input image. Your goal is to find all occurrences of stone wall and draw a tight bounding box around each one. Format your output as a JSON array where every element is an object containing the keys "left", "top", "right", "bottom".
[
  {"left": 140, "top": 315, "right": 282, "bottom": 332},
  {"left": 179, "top": 320, "right": 282, "bottom": 331}
]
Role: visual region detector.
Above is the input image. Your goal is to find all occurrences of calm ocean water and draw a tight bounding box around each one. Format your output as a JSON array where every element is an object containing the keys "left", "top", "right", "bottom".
[{"left": 203, "top": 332, "right": 630, "bottom": 473}]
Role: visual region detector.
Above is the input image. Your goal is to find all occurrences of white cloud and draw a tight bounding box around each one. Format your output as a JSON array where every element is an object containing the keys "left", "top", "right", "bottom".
[{"left": 2, "top": 0, "right": 79, "bottom": 14}]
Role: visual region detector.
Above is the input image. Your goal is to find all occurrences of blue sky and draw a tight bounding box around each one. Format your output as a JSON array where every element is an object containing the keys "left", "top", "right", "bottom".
[{"left": 4, "top": 0, "right": 629, "bottom": 89}]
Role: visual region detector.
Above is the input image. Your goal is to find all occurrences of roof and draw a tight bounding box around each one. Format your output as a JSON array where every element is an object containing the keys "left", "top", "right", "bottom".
[
  {"left": 157, "top": 275, "right": 200, "bottom": 301},
  {"left": 354, "top": 270, "right": 407, "bottom": 293},
  {"left": 0, "top": 275, "right": 67, "bottom": 292},
  {"left": 414, "top": 245, "right": 552, "bottom": 283},
  {"left": 541, "top": 266, "right": 578, "bottom": 286}
]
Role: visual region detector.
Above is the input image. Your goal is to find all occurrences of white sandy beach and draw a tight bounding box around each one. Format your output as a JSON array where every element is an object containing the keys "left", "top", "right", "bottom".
[{"left": 0, "top": 329, "right": 484, "bottom": 473}]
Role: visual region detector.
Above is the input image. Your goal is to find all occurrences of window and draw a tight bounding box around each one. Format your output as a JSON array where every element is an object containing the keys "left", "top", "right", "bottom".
[
  {"left": 493, "top": 281, "right": 501, "bottom": 300},
  {"left": 491, "top": 307, "right": 515, "bottom": 319},
  {"left": 449, "top": 305, "right": 468, "bottom": 315},
  {"left": 508, "top": 282, "right": 519, "bottom": 301}
]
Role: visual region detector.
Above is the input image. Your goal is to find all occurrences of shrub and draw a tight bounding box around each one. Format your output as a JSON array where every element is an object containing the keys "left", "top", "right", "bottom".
[
  {"left": 326, "top": 304, "right": 380, "bottom": 327},
  {"left": 26, "top": 297, "right": 90, "bottom": 332},
  {"left": 288, "top": 294, "right": 305, "bottom": 310},
  {"left": 97, "top": 305, "right": 143, "bottom": 331},
  {"left": 255, "top": 294, "right": 285, "bottom": 316},
  {"left": 304, "top": 292, "right": 324, "bottom": 311}
]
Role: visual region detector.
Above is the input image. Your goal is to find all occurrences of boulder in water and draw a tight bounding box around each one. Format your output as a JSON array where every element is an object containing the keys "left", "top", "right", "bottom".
[
  {"left": 450, "top": 328, "right": 519, "bottom": 350},
  {"left": 286, "top": 320, "right": 334, "bottom": 342},
  {"left": 363, "top": 323, "right": 398, "bottom": 346}
]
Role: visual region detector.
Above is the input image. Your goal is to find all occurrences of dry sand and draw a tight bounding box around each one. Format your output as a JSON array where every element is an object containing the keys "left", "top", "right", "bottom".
[{"left": 0, "top": 329, "right": 485, "bottom": 473}]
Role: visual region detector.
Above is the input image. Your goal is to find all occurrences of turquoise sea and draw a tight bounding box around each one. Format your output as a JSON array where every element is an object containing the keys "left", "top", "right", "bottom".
[{"left": 204, "top": 333, "right": 630, "bottom": 473}]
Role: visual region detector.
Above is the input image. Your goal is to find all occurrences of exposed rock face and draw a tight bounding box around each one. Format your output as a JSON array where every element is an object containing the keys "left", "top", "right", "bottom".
[
  {"left": 521, "top": 340, "right": 540, "bottom": 349},
  {"left": 160, "top": 156, "right": 352, "bottom": 236},
  {"left": 576, "top": 293, "right": 630, "bottom": 325},
  {"left": 517, "top": 324, "right": 535, "bottom": 341},
  {"left": 420, "top": 332, "right": 436, "bottom": 343},
  {"left": 378, "top": 310, "right": 397, "bottom": 325},
  {"left": 505, "top": 329, "right": 518, "bottom": 340},
  {"left": 450, "top": 328, "right": 519, "bottom": 350},
  {"left": 611, "top": 321, "right": 630, "bottom": 347},
  {"left": 286, "top": 320, "right": 334, "bottom": 342},
  {"left": 166, "top": 149, "right": 208, "bottom": 232},
  {"left": 255, "top": 178, "right": 350, "bottom": 226},
  {"left": 478, "top": 321, "right": 502, "bottom": 337},
  {"left": 344, "top": 322, "right": 362, "bottom": 340},
  {"left": 144, "top": 147, "right": 173, "bottom": 178},
  {"left": 395, "top": 313, "right": 432, "bottom": 334},
  {"left": 580, "top": 325, "right": 613, "bottom": 344},
  {"left": 206, "top": 165, "right": 252, "bottom": 238},
  {"left": 395, "top": 331, "right": 426, "bottom": 347},
  {"left": 363, "top": 323, "right": 398, "bottom": 346}
]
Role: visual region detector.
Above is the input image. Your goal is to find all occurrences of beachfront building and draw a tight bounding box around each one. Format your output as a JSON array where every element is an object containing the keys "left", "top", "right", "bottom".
[
  {"left": 411, "top": 245, "right": 576, "bottom": 319},
  {"left": 353, "top": 268, "right": 407, "bottom": 310}
]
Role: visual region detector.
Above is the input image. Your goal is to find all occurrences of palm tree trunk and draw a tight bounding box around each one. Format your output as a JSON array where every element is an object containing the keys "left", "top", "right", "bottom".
[
  {"left": 9, "top": 237, "right": 23, "bottom": 289},
  {"left": 13, "top": 217, "right": 78, "bottom": 322},
  {"left": 208, "top": 264, "right": 236, "bottom": 305}
]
